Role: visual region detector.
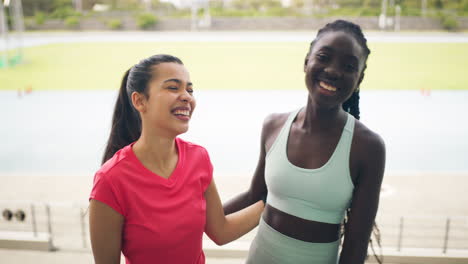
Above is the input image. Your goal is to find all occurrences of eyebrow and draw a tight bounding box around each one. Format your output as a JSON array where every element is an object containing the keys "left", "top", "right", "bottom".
[
  {"left": 318, "top": 46, "right": 359, "bottom": 62},
  {"left": 163, "top": 78, "right": 193, "bottom": 86}
]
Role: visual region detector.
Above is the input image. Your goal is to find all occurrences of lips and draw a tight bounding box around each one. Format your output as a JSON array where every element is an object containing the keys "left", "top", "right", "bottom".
[
  {"left": 319, "top": 81, "right": 337, "bottom": 92},
  {"left": 171, "top": 106, "right": 191, "bottom": 119},
  {"left": 173, "top": 109, "right": 190, "bottom": 116}
]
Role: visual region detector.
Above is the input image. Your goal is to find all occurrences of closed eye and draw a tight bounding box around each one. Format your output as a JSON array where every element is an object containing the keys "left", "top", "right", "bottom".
[
  {"left": 316, "top": 53, "right": 329, "bottom": 62},
  {"left": 344, "top": 63, "right": 358, "bottom": 72}
]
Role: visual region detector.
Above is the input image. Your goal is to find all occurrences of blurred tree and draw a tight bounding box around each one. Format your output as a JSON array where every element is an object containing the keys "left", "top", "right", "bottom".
[
  {"left": 21, "top": 0, "right": 55, "bottom": 16},
  {"left": 291, "top": 0, "right": 305, "bottom": 9},
  {"left": 232, "top": 0, "right": 281, "bottom": 10},
  {"left": 335, "top": 0, "right": 363, "bottom": 8},
  {"left": 362, "top": 0, "right": 380, "bottom": 8},
  {"left": 152, "top": 0, "right": 176, "bottom": 12},
  {"left": 81, "top": 0, "right": 100, "bottom": 10},
  {"left": 53, "top": 0, "right": 73, "bottom": 9},
  {"left": 432, "top": 0, "right": 444, "bottom": 9},
  {"left": 109, "top": 0, "right": 141, "bottom": 10},
  {"left": 462, "top": 0, "right": 468, "bottom": 12}
]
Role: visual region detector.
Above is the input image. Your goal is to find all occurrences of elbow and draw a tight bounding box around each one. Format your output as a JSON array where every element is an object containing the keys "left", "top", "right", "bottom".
[
  {"left": 209, "top": 232, "right": 230, "bottom": 246},
  {"left": 213, "top": 238, "right": 228, "bottom": 246},
  {"left": 206, "top": 230, "right": 230, "bottom": 246}
]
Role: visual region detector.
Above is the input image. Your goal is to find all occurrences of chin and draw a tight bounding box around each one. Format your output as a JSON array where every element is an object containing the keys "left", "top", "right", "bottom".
[{"left": 174, "top": 125, "right": 189, "bottom": 136}]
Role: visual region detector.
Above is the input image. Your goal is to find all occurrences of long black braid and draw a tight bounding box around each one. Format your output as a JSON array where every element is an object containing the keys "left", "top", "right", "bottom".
[{"left": 308, "top": 20, "right": 383, "bottom": 264}]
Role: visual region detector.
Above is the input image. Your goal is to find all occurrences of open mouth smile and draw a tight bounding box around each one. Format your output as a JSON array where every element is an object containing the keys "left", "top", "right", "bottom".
[
  {"left": 172, "top": 107, "right": 191, "bottom": 121},
  {"left": 319, "top": 81, "right": 337, "bottom": 92}
]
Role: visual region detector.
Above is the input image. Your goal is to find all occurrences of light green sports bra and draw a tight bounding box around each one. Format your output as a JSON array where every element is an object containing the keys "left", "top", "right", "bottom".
[{"left": 265, "top": 108, "right": 355, "bottom": 224}]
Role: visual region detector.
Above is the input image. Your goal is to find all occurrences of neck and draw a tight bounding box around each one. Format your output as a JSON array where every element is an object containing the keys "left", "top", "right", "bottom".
[
  {"left": 301, "top": 97, "right": 347, "bottom": 132},
  {"left": 133, "top": 128, "right": 177, "bottom": 168}
]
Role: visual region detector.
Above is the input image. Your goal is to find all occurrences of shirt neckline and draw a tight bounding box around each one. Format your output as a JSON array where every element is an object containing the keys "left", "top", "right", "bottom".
[
  {"left": 284, "top": 111, "right": 351, "bottom": 172},
  {"left": 127, "top": 137, "right": 183, "bottom": 187}
]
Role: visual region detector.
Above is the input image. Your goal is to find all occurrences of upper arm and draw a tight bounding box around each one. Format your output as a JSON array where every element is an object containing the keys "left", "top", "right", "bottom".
[
  {"left": 223, "top": 113, "right": 285, "bottom": 214},
  {"left": 89, "top": 199, "right": 124, "bottom": 264},
  {"left": 204, "top": 179, "right": 225, "bottom": 239},
  {"left": 247, "top": 113, "right": 286, "bottom": 200},
  {"left": 340, "top": 132, "right": 386, "bottom": 263}
]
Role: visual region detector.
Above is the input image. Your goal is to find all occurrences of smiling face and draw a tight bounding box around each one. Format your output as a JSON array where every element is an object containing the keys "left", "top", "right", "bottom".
[
  {"left": 132, "top": 62, "right": 196, "bottom": 137},
  {"left": 305, "top": 31, "right": 366, "bottom": 109}
]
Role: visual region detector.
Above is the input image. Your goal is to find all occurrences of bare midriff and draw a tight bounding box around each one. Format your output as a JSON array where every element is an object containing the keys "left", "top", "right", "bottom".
[{"left": 263, "top": 204, "right": 341, "bottom": 243}]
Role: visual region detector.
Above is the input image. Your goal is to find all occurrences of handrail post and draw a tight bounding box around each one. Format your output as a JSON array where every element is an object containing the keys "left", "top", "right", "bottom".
[
  {"left": 31, "top": 203, "right": 37, "bottom": 237},
  {"left": 397, "top": 216, "right": 404, "bottom": 251},
  {"left": 80, "top": 207, "right": 87, "bottom": 248},
  {"left": 443, "top": 217, "right": 450, "bottom": 254},
  {"left": 45, "top": 203, "right": 53, "bottom": 238}
]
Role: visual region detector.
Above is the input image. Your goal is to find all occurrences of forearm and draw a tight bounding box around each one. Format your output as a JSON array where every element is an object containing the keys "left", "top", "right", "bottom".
[
  {"left": 339, "top": 211, "right": 376, "bottom": 264},
  {"left": 210, "top": 200, "right": 264, "bottom": 245},
  {"left": 223, "top": 191, "right": 256, "bottom": 214},
  {"left": 89, "top": 200, "right": 123, "bottom": 264},
  {"left": 338, "top": 242, "right": 368, "bottom": 264}
]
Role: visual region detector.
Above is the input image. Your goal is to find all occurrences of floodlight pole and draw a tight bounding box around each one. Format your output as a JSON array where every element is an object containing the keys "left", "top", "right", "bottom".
[
  {"left": 395, "top": 5, "right": 401, "bottom": 31},
  {"left": 202, "top": 0, "right": 211, "bottom": 29},
  {"left": 379, "top": 0, "right": 388, "bottom": 30},
  {"left": 142, "top": 0, "right": 151, "bottom": 11},
  {"left": 11, "top": 0, "right": 24, "bottom": 63},
  {"left": 73, "top": 0, "right": 82, "bottom": 13},
  {"left": 191, "top": 0, "right": 198, "bottom": 31},
  {"left": 9, "top": 0, "right": 24, "bottom": 64},
  {"left": 421, "top": 0, "right": 427, "bottom": 17},
  {"left": 0, "top": 0, "right": 9, "bottom": 68}
]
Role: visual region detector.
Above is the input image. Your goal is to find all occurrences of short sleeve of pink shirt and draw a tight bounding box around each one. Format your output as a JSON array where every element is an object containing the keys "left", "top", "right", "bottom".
[
  {"left": 90, "top": 171, "right": 124, "bottom": 216},
  {"left": 199, "top": 146, "right": 213, "bottom": 192},
  {"left": 89, "top": 138, "right": 213, "bottom": 264}
]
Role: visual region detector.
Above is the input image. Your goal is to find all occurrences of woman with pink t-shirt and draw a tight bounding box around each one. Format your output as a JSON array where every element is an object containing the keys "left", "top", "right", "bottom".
[{"left": 89, "top": 54, "right": 264, "bottom": 264}]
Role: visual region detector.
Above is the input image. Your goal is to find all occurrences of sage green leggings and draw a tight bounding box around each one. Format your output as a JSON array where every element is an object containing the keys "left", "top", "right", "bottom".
[{"left": 246, "top": 218, "right": 340, "bottom": 264}]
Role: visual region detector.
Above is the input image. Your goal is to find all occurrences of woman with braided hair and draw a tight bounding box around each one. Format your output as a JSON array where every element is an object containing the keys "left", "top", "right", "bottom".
[{"left": 223, "top": 20, "right": 386, "bottom": 264}]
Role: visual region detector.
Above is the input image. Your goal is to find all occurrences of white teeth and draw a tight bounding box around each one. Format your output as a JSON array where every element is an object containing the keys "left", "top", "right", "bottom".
[
  {"left": 174, "top": 110, "right": 190, "bottom": 116},
  {"left": 319, "top": 81, "right": 337, "bottom": 92}
]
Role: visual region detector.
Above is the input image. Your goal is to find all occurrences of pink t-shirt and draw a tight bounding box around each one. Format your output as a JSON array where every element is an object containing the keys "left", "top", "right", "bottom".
[{"left": 90, "top": 138, "right": 213, "bottom": 264}]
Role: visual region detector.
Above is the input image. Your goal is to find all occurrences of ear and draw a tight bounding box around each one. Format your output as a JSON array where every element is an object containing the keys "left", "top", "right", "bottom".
[
  {"left": 131, "top": 91, "right": 146, "bottom": 113},
  {"left": 304, "top": 42, "right": 315, "bottom": 73},
  {"left": 357, "top": 71, "right": 365, "bottom": 87}
]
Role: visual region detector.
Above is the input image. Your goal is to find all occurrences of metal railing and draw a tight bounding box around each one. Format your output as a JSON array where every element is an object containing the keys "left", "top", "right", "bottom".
[
  {"left": 372, "top": 214, "right": 468, "bottom": 252},
  {"left": 1, "top": 200, "right": 467, "bottom": 253}
]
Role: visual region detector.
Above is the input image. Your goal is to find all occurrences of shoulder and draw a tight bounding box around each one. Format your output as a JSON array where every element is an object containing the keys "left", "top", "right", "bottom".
[
  {"left": 177, "top": 137, "right": 212, "bottom": 166},
  {"left": 260, "top": 109, "right": 300, "bottom": 152},
  {"left": 353, "top": 119, "right": 386, "bottom": 158},
  {"left": 96, "top": 145, "right": 133, "bottom": 181},
  {"left": 177, "top": 137, "right": 209, "bottom": 156},
  {"left": 177, "top": 138, "right": 213, "bottom": 188},
  {"left": 262, "top": 110, "right": 296, "bottom": 136},
  {"left": 352, "top": 119, "right": 386, "bottom": 183}
]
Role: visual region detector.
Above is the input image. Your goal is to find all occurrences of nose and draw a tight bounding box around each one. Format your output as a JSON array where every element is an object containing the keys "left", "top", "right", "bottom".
[
  {"left": 324, "top": 64, "right": 342, "bottom": 80},
  {"left": 180, "top": 90, "right": 193, "bottom": 103}
]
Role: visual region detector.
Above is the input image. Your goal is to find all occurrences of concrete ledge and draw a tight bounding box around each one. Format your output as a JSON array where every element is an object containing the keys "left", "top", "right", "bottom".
[
  {"left": 204, "top": 240, "right": 251, "bottom": 258},
  {"left": 204, "top": 240, "right": 468, "bottom": 264},
  {"left": 0, "top": 231, "right": 54, "bottom": 251},
  {"left": 367, "top": 248, "right": 468, "bottom": 264}
]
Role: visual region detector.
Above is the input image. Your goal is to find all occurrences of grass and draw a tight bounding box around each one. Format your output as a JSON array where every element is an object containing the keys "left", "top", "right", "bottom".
[{"left": 0, "top": 42, "right": 467, "bottom": 91}]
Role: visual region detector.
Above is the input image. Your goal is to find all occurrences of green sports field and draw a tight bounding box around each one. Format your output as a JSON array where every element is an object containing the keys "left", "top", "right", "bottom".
[{"left": 0, "top": 42, "right": 467, "bottom": 91}]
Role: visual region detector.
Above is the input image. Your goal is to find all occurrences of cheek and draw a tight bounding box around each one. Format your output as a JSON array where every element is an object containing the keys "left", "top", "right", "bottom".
[
  {"left": 353, "top": 77, "right": 361, "bottom": 89},
  {"left": 305, "top": 68, "right": 316, "bottom": 86},
  {"left": 346, "top": 73, "right": 360, "bottom": 87},
  {"left": 191, "top": 98, "right": 197, "bottom": 111}
]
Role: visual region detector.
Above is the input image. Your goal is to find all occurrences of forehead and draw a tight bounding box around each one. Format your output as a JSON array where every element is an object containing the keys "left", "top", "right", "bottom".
[
  {"left": 151, "top": 62, "right": 190, "bottom": 81},
  {"left": 312, "top": 31, "right": 365, "bottom": 61}
]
